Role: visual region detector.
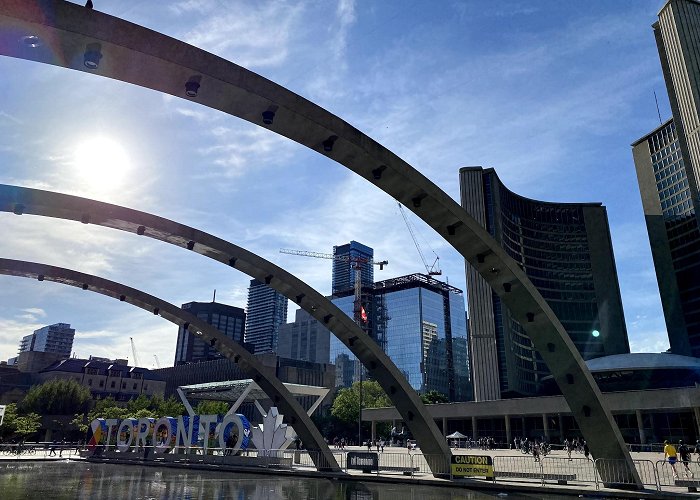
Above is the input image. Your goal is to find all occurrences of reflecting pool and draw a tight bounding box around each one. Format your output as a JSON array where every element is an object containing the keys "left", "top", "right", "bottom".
[{"left": 0, "top": 461, "right": 562, "bottom": 499}]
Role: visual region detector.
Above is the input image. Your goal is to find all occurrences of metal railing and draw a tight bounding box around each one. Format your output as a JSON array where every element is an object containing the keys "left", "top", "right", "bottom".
[
  {"left": 542, "top": 456, "right": 597, "bottom": 487},
  {"left": 492, "top": 456, "right": 546, "bottom": 486}
]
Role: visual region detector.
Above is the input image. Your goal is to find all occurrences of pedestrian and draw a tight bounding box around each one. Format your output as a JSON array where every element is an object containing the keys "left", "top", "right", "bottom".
[
  {"left": 583, "top": 440, "right": 591, "bottom": 461},
  {"left": 379, "top": 439, "right": 384, "bottom": 452},
  {"left": 376, "top": 439, "right": 380, "bottom": 453},
  {"left": 663, "top": 439, "right": 680, "bottom": 479},
  {"left": 695, "top": 440, "right": 700, "bottom": 464},
  {"left": 564, "top": 439, "right": 572, "bottom": 461},
  {"left": 48, "top": 441, "right": 57, "bottom": 457},
  {"left": 532, "top": 441, "right": 540, "bottom": 462},
  {"left": 679, "top": 440, "right": 694, "bottom": 477},
  {"left": 366, "top": 440, "right": 371, "bottom": 452}
]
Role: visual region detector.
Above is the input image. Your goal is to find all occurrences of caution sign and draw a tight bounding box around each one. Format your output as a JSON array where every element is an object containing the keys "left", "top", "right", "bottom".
[{"left": 451, "top": 454, "right": 494, "bottom": 478}]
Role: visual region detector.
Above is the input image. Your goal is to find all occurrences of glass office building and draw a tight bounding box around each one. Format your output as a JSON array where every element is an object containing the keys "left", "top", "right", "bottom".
[
  {"left": 19, "top": 323, "right": 75, "bottom": 358},
  {"left": 460, "top": 167, "right": 629, "bottom": 400},
  {"left": 174, "top": 301, "right": 246, "bottom": 365},
  {"left": 629, "top": 0, "right": 700, "bottom": 357},
  {"left": 328, "top": 273, "right": 471, "bottom": 401},
  {"left": 633, "top": 119, "right": 700, "bottom": 356}
]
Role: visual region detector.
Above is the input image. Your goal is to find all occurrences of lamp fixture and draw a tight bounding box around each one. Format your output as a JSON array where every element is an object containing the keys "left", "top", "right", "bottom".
[
  {"left": 262, "top": 110, "right": 275, "bottom": 125},
  {"left": 322, "top": 135, "right": 338, "bottom": 152},
  {"left": 84, "top": 43, "right": 102, "bottom": 69},
  {"left": 21, "top": 35, "right": 41, "bottom": 48},
  {"left": 185, "top": 75, "right": 202, "bottom": 97}
]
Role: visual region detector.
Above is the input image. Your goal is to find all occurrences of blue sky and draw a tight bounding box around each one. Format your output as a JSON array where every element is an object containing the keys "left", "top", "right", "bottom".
[{"left": 0, "top": 0, "right": 672, "bottom": 366}]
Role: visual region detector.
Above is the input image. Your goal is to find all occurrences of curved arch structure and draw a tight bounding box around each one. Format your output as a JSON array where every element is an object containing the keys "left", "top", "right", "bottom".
[
  {"left": 0, "top": 0, "right": 639, "bottom": 484},
  {"left": 0, "top": 257, "right": 340, "bottom": 471},
  {"left": 0, "top": 183, "right": 452, "bottom": 471}
]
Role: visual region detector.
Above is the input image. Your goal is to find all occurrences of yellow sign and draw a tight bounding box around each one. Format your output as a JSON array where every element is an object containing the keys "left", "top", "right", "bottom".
[{"left": 451, "top": 454, "right": 494, "bottom": 478}]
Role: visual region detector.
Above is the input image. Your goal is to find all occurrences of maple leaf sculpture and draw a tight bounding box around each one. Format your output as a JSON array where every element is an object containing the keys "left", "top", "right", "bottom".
[{"left": 250, "top": 407, "right": 294, "bottom": 453}]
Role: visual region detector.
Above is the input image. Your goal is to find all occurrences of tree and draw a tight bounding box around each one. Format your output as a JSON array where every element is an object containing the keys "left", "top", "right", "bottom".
[
  {"left": 19, "top": 378, "right": 91, "bottom": 415},
  {"left": 331, "top": 380, "right": 391, "bottom": 424},
  {"left": 195, "top": 400, "right": 230, "bottom": 415},
  {"left": 0, "top": 404, "right": 41, "bottom": 440},
  {"left": 420, "top": 390, "right": 449, "bottom": 405}
]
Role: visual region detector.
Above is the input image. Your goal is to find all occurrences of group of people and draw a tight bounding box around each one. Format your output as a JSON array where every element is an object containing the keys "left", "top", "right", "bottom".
[
  {"left": 365, "top": 439, "right": 386, "bottom": 452},
  {"left": 663, "top": 439, "right": 697, "bottom": 479}
]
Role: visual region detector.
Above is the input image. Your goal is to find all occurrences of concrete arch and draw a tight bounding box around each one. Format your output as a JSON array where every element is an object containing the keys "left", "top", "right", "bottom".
[
  {"left": 0, "top": 1, "right": 638, "bottom": 483},
  {"left": 0, "top": 257, "right": 340, "bottom": 471},
  {"left": 0, "top": 183, "right": 452, "bottom": 471}
]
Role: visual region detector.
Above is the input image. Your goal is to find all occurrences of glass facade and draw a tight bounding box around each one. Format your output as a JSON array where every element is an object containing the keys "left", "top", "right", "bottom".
[
  {"left": 461, "top": 167, "right": 629, "bottom": 398},
  {"left": 331, "top": 241, "right": 375, "bottom": 295},
  {"left": 18, "top": 323, "right": 75, "bottom": 358},
  {"left": 327, "top": 274, "right": 471, "bottom": 401},
  {"left": 245, "top": 279, "right": 288, "bottom": 354},
  {"left": 174, "top": 302, "right": 245, "bottom": 365},
  {"left": 634, "top": 119, "right": 700, "bottom": 356}
]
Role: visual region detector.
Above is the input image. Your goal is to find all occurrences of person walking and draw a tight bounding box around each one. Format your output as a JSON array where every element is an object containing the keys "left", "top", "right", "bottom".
[
  {"left": 583, "top": 440, "right": 591, "bottom": 461},
  {"left": 664, "top": 440, "right": 680, "bottom": 479},
  {"left": 679, "top": 440, "right": 694, "bottom": 477}
]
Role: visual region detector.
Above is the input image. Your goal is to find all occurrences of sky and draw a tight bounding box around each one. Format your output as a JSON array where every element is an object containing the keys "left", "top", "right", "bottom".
[{"left": 0, "top": 0, "right": 675, "bottom": 367}]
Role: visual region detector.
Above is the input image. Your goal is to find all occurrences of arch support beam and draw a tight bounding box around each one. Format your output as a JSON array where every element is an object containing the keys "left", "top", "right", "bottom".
[
  {"left": 0, "top": 1, "right": 639, "bottom": 485},
  {"left": 0, "top": 258, "right": 340, "bottom": 471},
  {"left": 0, "top": 184, "right": 453, "bottom": 471}
]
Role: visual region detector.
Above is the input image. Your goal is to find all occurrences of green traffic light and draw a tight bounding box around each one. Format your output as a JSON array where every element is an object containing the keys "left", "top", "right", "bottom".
[{"left": 592, "top": 330, "right": 600, "bottom": 338}]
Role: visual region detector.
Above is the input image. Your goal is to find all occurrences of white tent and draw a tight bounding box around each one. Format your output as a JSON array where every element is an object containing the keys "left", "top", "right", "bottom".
[{"left": 446, "top": 431, "right": 468, "bottom": 439}]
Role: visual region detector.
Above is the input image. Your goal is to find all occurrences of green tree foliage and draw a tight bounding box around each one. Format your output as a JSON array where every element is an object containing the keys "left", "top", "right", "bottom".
[
  {"left": 19, "top": 378, "right": 91, "bottom": 415},
  {"left": 331, "top": 380, "right": 391, "bottom": 424},
  {"left": 420, "top": 390, "right": 449, "bottom": 404},
  {"left": 0, "top": 404, "right": 41, "bottom": 440},
  {"left": 195, "top": 400, "right": 230, "bottom": 415}
]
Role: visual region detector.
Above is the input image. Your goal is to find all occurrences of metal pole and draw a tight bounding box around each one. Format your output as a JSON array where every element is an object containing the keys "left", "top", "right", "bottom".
[{"left": 359, "top": 365, "right": 363, "bottom": 446}]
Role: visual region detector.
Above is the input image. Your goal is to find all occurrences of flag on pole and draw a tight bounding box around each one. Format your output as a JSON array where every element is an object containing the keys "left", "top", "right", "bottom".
[{"left": 361, "top": 306, "right": 368, "bottom": 323}]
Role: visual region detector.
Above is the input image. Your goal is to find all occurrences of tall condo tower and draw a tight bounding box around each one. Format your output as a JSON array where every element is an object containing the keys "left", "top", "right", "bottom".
[
  {"left": 245, "top": 279, "right": 288, "bottom": 354},
  {"left": 460, "top": 167, "right": 629, "bottom": 401},
  {"left": 174, "top": 301, "right": 245, "bottom": 365},
  {"left": 331, "top": 241, "right": 375, "bottom": 295},
  {"left": 631, "top": 0, "right": 700, "bottom": 356}
]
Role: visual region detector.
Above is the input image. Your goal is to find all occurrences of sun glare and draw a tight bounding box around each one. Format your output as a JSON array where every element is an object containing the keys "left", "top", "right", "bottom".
[{"left": 73, "top": 137, "right": 131, "bottom": 191}]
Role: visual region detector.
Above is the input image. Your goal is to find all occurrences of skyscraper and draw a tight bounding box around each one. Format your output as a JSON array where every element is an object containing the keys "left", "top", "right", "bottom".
[
  {"left": 460, "top": 167, "right": 629, "bottom": 401},
  {"left": 245, "top": 279, "right": 288, "bottom": 354},
  {"left": 327, "top": 273, "right": 471, "bottom": 401},
  {"left": 630, "top": 0, "right": 700, "bottom": 356},
  {"left": 18, "top": 323, "right": 75, "bottom": 358},
  {"left": 174, "top": 301, "right": 245, "bottom": 365},
  {"left": 277, "top": 308, "right": 330, "bottom": 364},
  {"left": 331, "top": 241, "right": 375, "bottom": 295},
  {"left": 632, "top": 120, "right": 698, "bottom": 356}
]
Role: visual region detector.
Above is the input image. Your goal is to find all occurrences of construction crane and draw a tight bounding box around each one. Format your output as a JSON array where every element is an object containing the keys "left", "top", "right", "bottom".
[
  {"left": 279, "top": 248, "right": 387, "bottom": 326},
  {"left": 397, "top": 202, "right": 442, "bottom": 276},
  {"left": 129, "top": 337, "right": 140, "bottom": 367},
  {"left": 153, "top": 355, "right": 161, "bottom": 369}
]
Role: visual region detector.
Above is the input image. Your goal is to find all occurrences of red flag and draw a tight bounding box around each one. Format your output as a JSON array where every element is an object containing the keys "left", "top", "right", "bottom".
[{"left": 361, "top": 306, "right": 368, "bottom": 323}]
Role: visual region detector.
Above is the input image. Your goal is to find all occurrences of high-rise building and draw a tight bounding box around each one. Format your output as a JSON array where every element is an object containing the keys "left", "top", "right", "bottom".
[
  {"left": 328, "top": 273, "right": 471, "bottom": 401},
  {"left": 245, "top": 279, "right": 288, "bottom": 354},
  {"left": 629, "top": 0, "right": 700, "bottom": 357},
  {"left": 332, "top": 241, "right": 375, "bottom": 295},
  {"left": 174, "top": 301, "right": 245, "bottom": 365},
  {"left": 277, "top": 308, "right": 330, "bottom": 364},
  {"left": 18, "top": 323, "right": 75, "bottom": 358},
  {"left": 460, "top": 167, "right": 630, "bottom": 401},
  {"left": 632, "top": 120, "right": 699, "bottom": 356}
]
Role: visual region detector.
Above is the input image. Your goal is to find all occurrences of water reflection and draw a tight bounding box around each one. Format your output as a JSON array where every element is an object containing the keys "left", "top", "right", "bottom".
[{"left": 0, "top": 462, "right": 548, "bottom": 499}]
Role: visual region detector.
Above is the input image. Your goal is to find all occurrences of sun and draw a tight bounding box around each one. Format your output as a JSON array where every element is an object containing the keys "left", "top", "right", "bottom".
[{"left": 73, "top": 137, "right": 131, "bottom": 191}]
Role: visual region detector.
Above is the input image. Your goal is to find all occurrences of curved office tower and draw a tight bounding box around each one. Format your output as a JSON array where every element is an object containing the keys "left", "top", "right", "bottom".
[{"left": 460, "top": 167, "right": 630, "bottom": 401}]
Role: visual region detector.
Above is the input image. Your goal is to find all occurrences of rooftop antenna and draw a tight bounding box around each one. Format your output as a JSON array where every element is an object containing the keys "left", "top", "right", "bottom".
[
  {"left": 212, "top": 289, "right": 216, "bottom": 302},
  {"left": 654, "top": 90, "right": 663, "bottom": 125}
]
